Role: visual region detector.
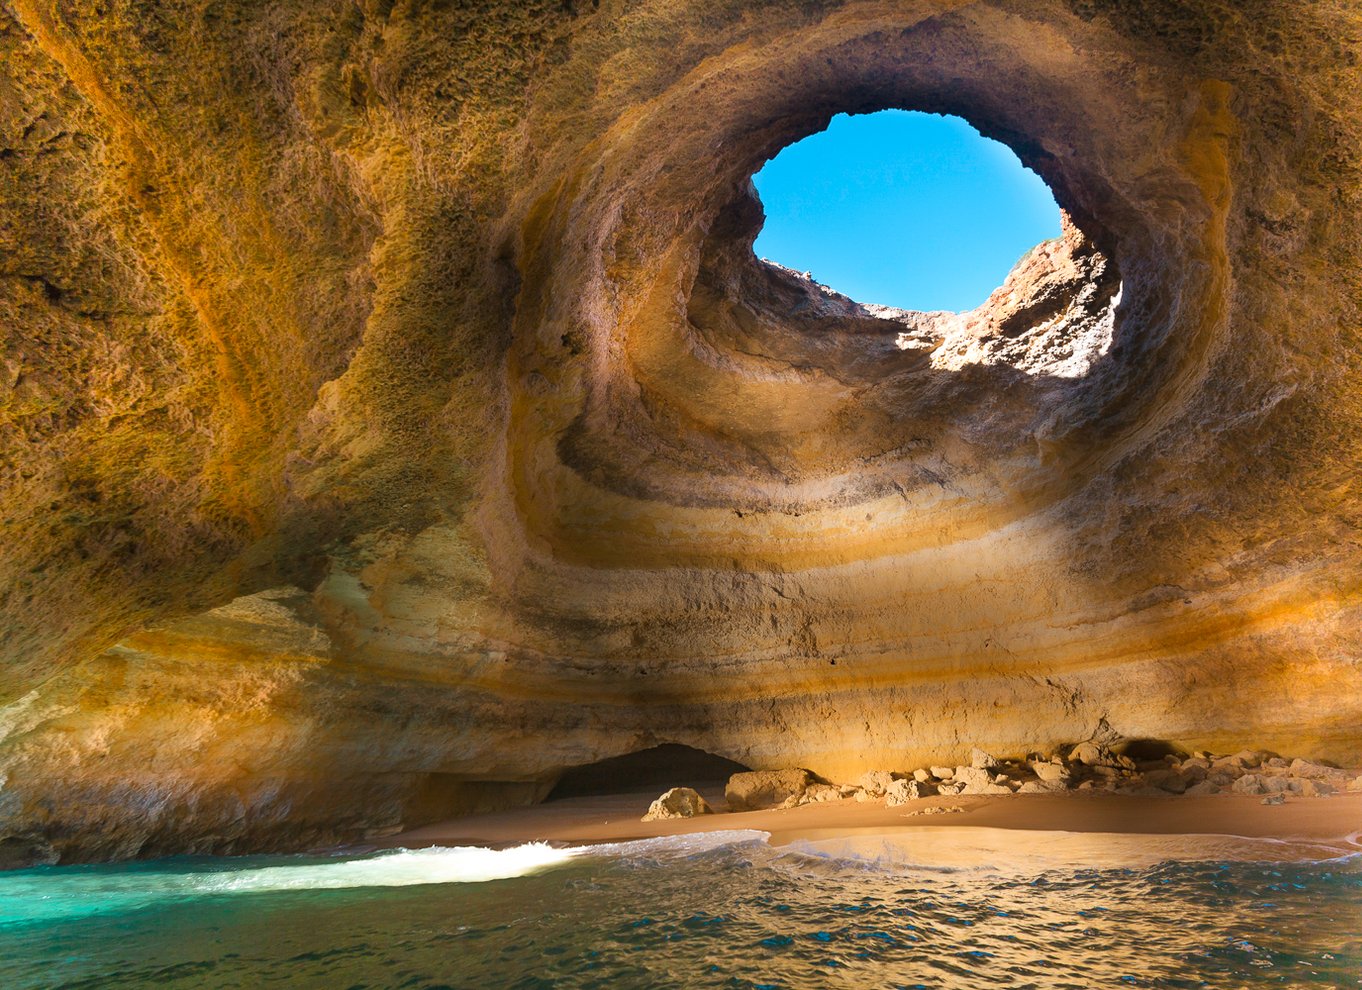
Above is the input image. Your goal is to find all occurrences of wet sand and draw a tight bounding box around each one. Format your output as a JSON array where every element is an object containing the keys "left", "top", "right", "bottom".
[{"left": 380, "top": 788, "right": 1362, "bottom": 865}]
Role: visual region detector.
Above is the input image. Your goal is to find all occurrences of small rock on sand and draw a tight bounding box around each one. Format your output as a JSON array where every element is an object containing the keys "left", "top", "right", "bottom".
[
  {"left": 641, "top": 787, "right": 713, "bottom": 821},
  {"left": 1261, "top": 793, "right": 1286, "bottom": 806}
]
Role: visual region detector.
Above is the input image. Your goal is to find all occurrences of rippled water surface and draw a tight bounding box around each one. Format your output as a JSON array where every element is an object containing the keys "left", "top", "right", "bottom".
[{"left": 1, "top": 830, "right": 1358, "bottom": 989}]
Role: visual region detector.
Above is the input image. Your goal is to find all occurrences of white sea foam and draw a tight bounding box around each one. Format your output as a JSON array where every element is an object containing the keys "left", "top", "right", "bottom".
[
  {"left": 0, "top": 842, "right": 586, "bottom": 926},
  {"left": 199, "top": 842, "right": 581, "bottom": 893}
]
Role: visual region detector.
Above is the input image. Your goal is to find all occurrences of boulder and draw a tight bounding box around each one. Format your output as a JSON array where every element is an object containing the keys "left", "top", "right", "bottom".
[
  {"left": 801, "top": 783, "right": 843, "bottom": 804},
  {"left": 1230, "top": 774, "right": 1265, "bottom": 795},
  {"left": 1019, "top": 780, "right": 1068, "bottom": 794},
  {"left": 1178, "top": 763, "right": 1209, "bottom": 783},
  {"left": 953, "top": 766, "right": 992, "bottom": 790},
  {"left": 1030, "top": 760, "right": 1069, "bottom": 783},
  {"left": 1184, "top": 780, "right": 1221, "bottom": 796},
  {"left": 1143, "top": 768, "right": 1188, "bottom": 794},
  {"left": 911, "top": 769, "right": 932, "bottom": 783},
  {"left": 1347, "top": 776, "right": 1362, "bottom": 793},
  {"left": 1297, "top": 778, "right": 1335, "bottom": 798},
  {"left": 1289, "top": 758, "right": 1343, "bottom": 779},
  {"left": 641, "top": 787, "right": 713, "bottom": 821},
  {"left": 930, "top": 766, "right": 955, "bottom": 780},
  {"left": 856, "top": 770, "right": 896, "bottom": 797},
  {"left": 885, "top": 779, "right": 931, "bottom": 806},
  {"left": 1068, "top": 741, "right": 1135, "bottom": 769},
  {"left": 970, "top": 748, "right": 999, "bottom": 769},
  {"left": 725, "top": 769, "right": 814, "bottom": 812},
  {"left": 954, "top": 766, "right": 1010, "bottom": 795}
]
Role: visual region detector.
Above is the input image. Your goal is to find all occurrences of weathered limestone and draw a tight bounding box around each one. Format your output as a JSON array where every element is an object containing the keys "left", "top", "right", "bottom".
[
  {"left": 641, "top": 788, "right": 713, "bottom": 822},
  {"left": 0, "top": 0, "right": 1360, "bottom": 863},
  {"left": 725, "top": 769, "right": 815, "bottom": 812}
]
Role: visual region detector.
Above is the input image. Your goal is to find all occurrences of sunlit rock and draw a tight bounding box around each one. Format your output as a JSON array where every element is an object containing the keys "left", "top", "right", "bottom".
[
  {"left": 0, "top": 0, "right": 1360, "bottom": 863},
  {"left": 641, "top": 788, "right": 713, "bottom": 822},
  {"left": 725, "top": 769, "right": 814, "bottom": 812}
]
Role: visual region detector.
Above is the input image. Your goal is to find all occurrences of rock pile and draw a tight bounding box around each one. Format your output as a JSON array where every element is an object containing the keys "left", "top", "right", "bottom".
[{"left": 702, "top": 744, "right": 1361, "bottom": 814}]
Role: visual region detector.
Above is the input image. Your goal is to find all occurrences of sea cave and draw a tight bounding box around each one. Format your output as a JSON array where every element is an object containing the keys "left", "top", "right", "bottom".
[{"left": 1, "top": 0, "right": 1360, "bottom": 985}]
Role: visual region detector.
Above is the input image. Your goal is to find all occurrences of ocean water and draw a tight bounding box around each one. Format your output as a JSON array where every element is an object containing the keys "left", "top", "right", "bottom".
[{"left": 0, "top": 829, "right": 1358, "bottom": 989}]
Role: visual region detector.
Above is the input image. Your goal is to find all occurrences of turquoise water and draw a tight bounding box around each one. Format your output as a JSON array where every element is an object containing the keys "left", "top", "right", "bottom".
[{"left": 1, "top": 831, "right": 1358, "bottom": 988}]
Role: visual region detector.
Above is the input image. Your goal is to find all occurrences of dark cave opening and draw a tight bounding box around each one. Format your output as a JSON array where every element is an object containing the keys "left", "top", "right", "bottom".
[{"left": 546, "top": 744, "right": 751, "bottom": 801}]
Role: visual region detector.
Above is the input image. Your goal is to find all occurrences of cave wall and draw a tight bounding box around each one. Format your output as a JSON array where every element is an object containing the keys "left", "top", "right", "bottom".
[{"left": 0, "top": 0, "right": 1359, "bottom": 863}]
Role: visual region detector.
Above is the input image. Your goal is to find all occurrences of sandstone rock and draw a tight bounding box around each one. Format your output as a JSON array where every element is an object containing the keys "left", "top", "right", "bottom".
[
  {"left": 726, "top": 769, "right": 814, "bottom": 812},
  {"left": 641, "top": 787, "right": 713, "bottom": 821},
  {"left": 1143, "top": 769, "right": 1188, "bottom": 794},
  {"left": 1068, "top": 741, "right": 1106, "bottom": 766},
  {"left": 935, "top": 781, "right": 965, "bottom": 797},
  {"left": 904, "top": 806, "right": 964, "bottom": 817},
  {"left": 1261, "top": 793, "right": 1286, "bottom": 806},
  {"left": 804, "top": 783, "right": 845, "bottom": 803},
  {"left": 953, "top": 766, "right": 992, "bottom": 790},
  {"left": 930, "top": 767, "right": 955, "bottom": 781},
  {"left": 1184, "top": 781, "right": 1221, "bottom": 796},
  {"left": 1297, "top": 778, "right": 1335, "bottom": 798},
  {"left": 1261, "top": 776, "right": 1293, "bottom": 794},
  {"left": 1348, "top": 776, "right": 1362, "bottom": 793},
  {"left": 912, "top": 769, "right": 932, "bottom": 783},
  {"left": 1289, "top": 758, "right": 1343, "bottom": 780},
  {"left": 1068, "top": 742, "right": 1134, "bottom": 770},
  {"left": 1030, "top": 761, "right": 1070, "bottom": 783},
  {"left": 954, "top": 766, "right": 1011, "bottom": 795},
  {"left": 1231, "top": 774, "right": 1266, "bottom": 795},
  {"left": 885, "top": 779, "right": 932, "bottom": 806},
  {"left": 1178, "top": 764, "right": 1209, "bottom": 784},
  {"left": 857, "top": 770, "right": 896, "bottom": 798},
  {"left": 970, "top": 748, "right": 998, "bottom": 769}
]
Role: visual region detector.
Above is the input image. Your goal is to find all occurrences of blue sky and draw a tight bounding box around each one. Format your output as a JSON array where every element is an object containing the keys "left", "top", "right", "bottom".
[{"left": 751, "top": 110, "right": 1062, "bottom": 313}]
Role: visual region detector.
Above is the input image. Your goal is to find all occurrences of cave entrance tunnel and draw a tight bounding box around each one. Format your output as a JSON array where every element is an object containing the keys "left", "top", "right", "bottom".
[{"left": 546, "top": 745, "right": 751, "bottom": 803}]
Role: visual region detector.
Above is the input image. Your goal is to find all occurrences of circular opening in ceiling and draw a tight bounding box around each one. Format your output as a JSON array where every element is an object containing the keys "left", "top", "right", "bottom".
[{"left": 752, "top": 110, "right": 1064, "bottom": 313}]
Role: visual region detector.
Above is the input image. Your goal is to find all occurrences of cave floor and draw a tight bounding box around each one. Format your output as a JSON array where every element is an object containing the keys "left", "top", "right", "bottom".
[{"left": 375, "top": 790, "right": 1362, "bottom": 867}]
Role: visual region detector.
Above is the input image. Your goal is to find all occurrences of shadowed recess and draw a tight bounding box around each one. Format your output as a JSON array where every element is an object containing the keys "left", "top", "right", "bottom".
[{"left": 547, "top": 745, "right": 752, "bottom": 801}]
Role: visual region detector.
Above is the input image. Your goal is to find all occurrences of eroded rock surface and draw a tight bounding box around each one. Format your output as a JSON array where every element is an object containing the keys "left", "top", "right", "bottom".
[
  {"left": 1, "top": 0, "right": 1360, "bottom": 863},
  {"left": 641, "top": 787, "right": 713, "bottom": 822}
]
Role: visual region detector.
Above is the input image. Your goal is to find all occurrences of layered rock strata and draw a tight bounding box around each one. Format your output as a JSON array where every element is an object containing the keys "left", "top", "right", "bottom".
[{"left": 1, "top": 0, "right": 1360, "bottom": 863}]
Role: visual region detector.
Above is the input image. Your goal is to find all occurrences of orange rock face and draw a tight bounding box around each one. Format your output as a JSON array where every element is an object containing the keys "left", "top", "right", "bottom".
[{"left": 0, "top": 0, "right": 1359, "bottom": 863}]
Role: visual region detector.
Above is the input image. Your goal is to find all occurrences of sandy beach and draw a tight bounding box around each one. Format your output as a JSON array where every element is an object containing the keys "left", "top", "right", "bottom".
[{"left": 379, "top": 788, "right": 1362, "bottom": 868}]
